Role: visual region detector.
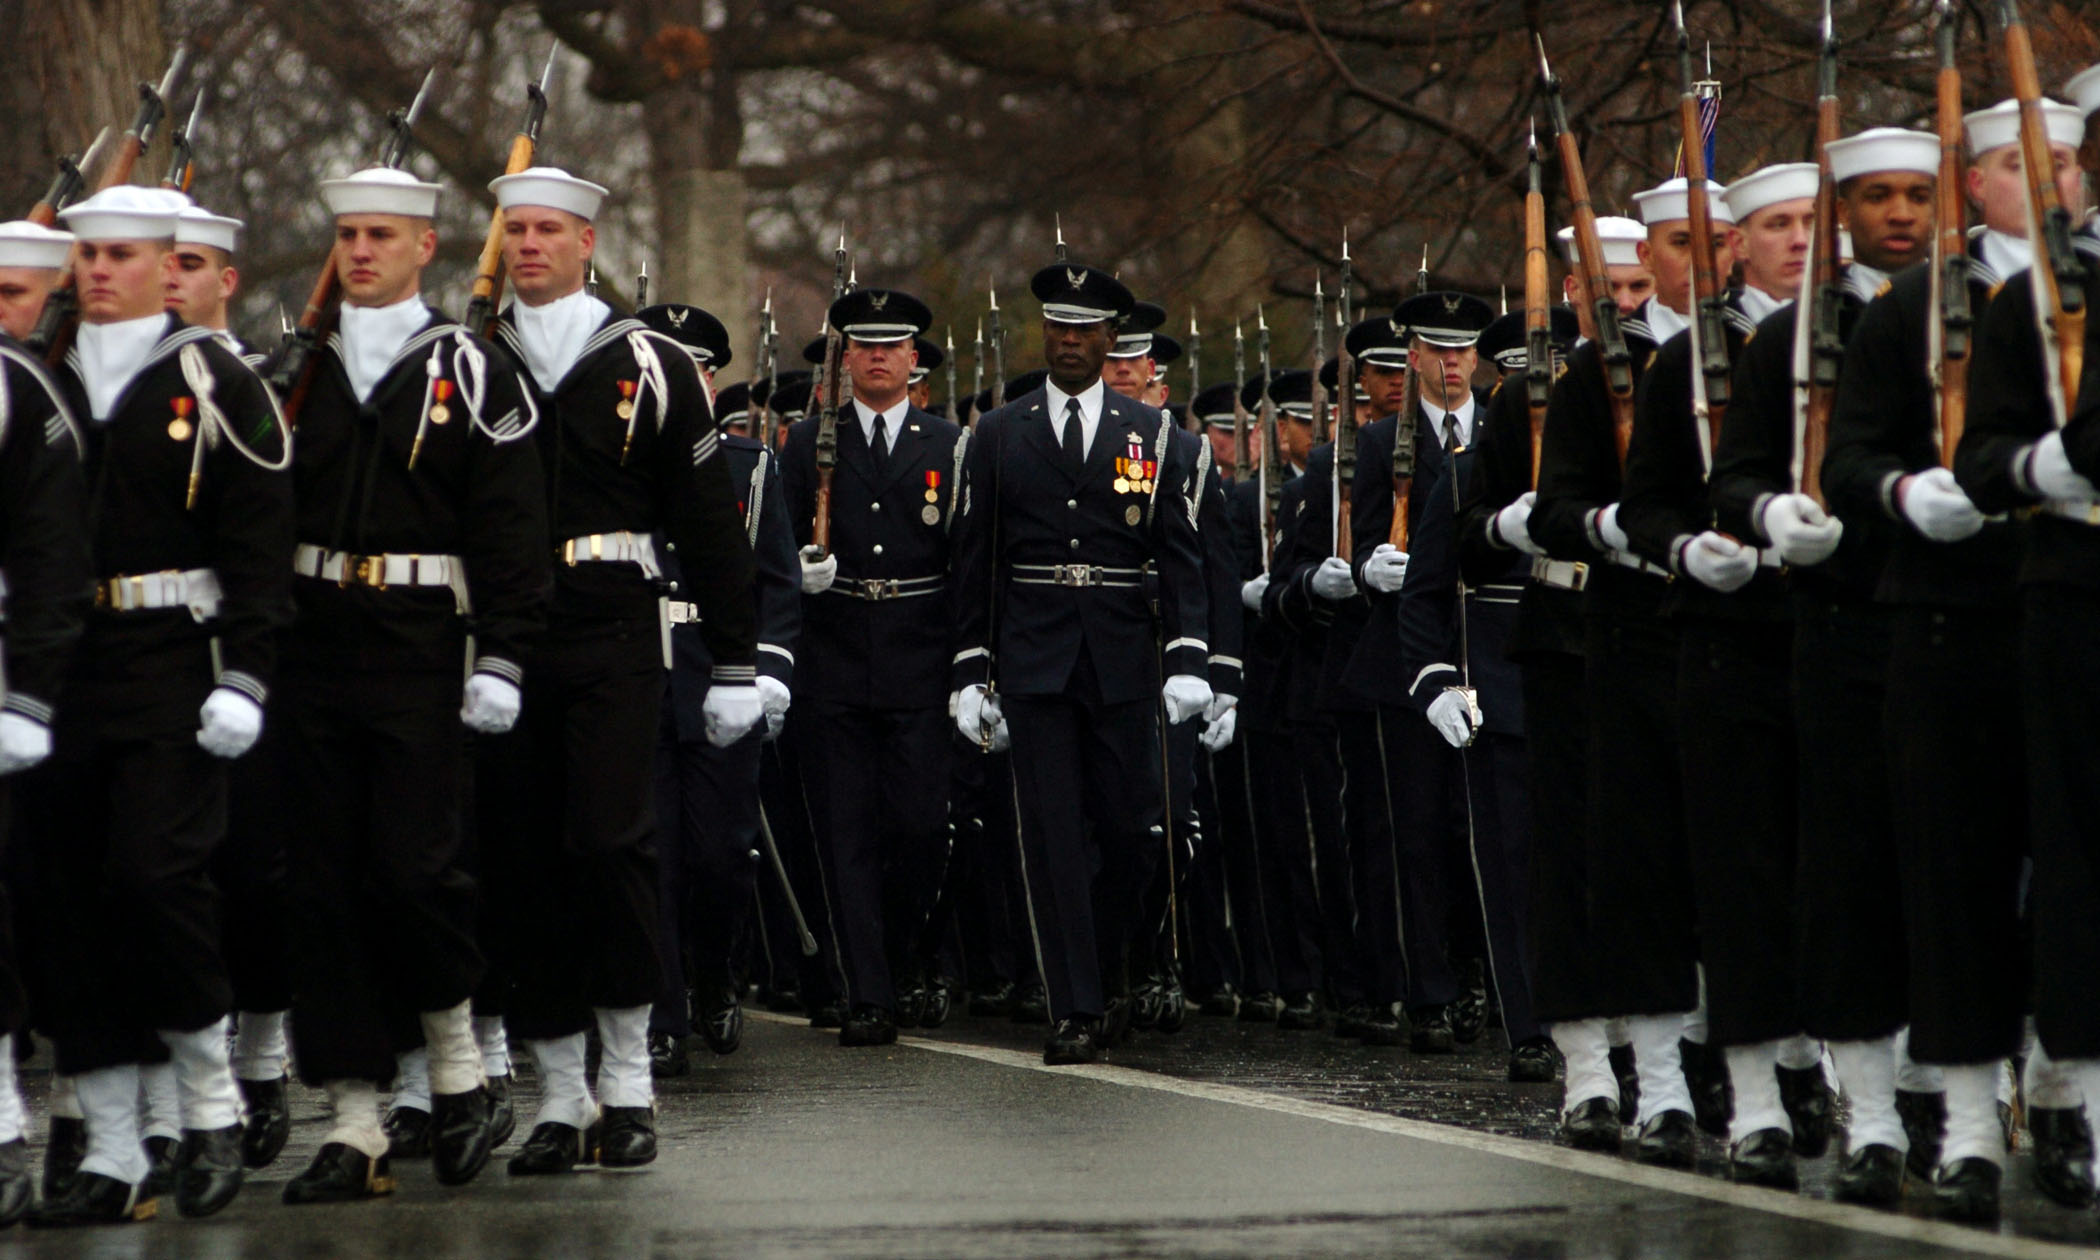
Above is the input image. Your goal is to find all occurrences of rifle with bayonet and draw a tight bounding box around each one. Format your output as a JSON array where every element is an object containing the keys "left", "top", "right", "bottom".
[
  {"left": 27, "top": 127, "right": 112, "bottom": 227},
  {"left": 1931, "top": 0, "right": 1972, "bottom": 466},
  {"left": 1232, "top": 318, "right": 1250, "bottom": 484},
  {"left": 634, "top": 261, "right": 648, "bottom": 310},
  {"left": 944, "top": 328, "right": 958, "bottom": 423},
  {"left": 759, "top": 296, "right": 782, "bottom": 450},
  {"left": 1523, "top": 125, "right": 1552, "bottom": 490},
  {"left": 162, "top": 90, "right": 205, "bottom": 193},
  {"left": 1310, "top": 274, "right": 1330, "bottom": 446},
  {"left": 28, "top": 48, "right": 193, "bottom": 360},
  {"left": 1388, "top": 248, "right": 1428, "bottom": 550},
  {"left": 971, "top": 319, "right": 985, "bottom": 427},
  {"left": 463, "top": 46, "right": 558, "bottom": 338},
  {"left": 1792, "top": 0, "right": 1842, "bottom": 505},
  {"left": 811, "top": 228, "right": 849, "bottom": 556},
  {"left": 269, "top": 67, "right": 437, "bottom": 424},
  {"left": 2001, "top": 0, "right": 2084, "bottom": 429},
  {"left": 1537, "top": 34, "right": 1635, "bottom": 464},
  {"left": 988, "top": 283, "right": 1007, "bottom": 409},
  {"left": 1055, "top": 214, "right": 1067, "bottom": 264},
  {"left": 1258, "top": 307, "right": 1284, "bottom": 568},
  {"left": 1337, "top": 231, "right": 1358, "bottom": 557},
  {"left": 1186, "top": 313, "right": 1202, "bottom": 426},
  {"left": 1674, "top": 1, "right": 1732, "bottom": 471}
]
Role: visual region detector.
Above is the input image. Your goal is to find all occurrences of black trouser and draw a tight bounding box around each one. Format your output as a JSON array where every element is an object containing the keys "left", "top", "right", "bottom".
[
  {"left": 1792, "top": 594, "right": 1904, "bottom": 1043},
  {"left": 1461, "top": 731, "right": 1541, "bottom": 1046},
  {"left": 1184, "top": 746, "right": 1242, "bottom": 994},
  {"left": 2020, "top": 584, "right": 2100, "bottom": 1059},
  {"left": 757, "top": 731, "right": 848, "bottom": 1008},
  {"left": 1004, "top": 663, "right": 1161, "bottom": 1022},
  {"left": 1886, "top": 603, "right": 2026, "bottom": 1064},
  {"left": 797, "top": 702, "right": 952, "bottom": 1013},
  {"left": 1339, "top": 710, "right": 1404, "bottom": 1006},
  {"left": 1379, "top": 706, "right": 1463, "bottom": 1008},
  {"left": 1136, "top": 716, "right": 1202, "bottom": 979},
  {"left": 946, "top": 743, "right": 1022, "bottom": 990},
  {"left": 478, "top": 618, "right": 663, "bottom": 1041},
  {"left": 0, "top": 783, "right": 27, "bottom": 1038},
  {"left": 650, "top": 703, "right": 763, "bottom": 1039},
  {"left": 1677, "top": 616, "right": 1798, "bottom": 1048},
  {"left": 1206, "top": 734, "right": 1274, "bottom": 995},
  {"left": 281, "top": 665, "right": 483, "bottom": 1084},
  {"left": 24, "top": 714, "right": 229, "bottom": 1075},
  {"left": 1254, "top": 728, "right": 1323, "bottom": 997},
  {"left": 220, "top": 718, "right": 294, "bottom": 1017},
  {"left": 1583, "top": 607, "right": 1698, "bottom": 1017},
  {"left": 1519, "top": 653, "right": 1600, "bottom": 1023}
]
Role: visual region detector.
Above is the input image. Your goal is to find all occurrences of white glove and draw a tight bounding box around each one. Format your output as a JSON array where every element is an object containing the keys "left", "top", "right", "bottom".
[
  {"left": 1759, "top": 493, "right": 1844, "bottom": 566},
  {"left": 1493, "top": 491, "right": 1546, "bottom": 557},
  {"left": 1594, "top": 502, "right": 1631, "bottom": 553},
  {"left": 461, "top": 673, "right": 522, "bottom": 734},
  {"left": 1425, "top": 688, "right": 1477, "bottom": 749},
  {"left": 954, "top": 684, "right": 1003, "bottom": 746},
  {"left": 1198, "top": 702, "right": 1239, "bottom": 752},
  {"left": 1310, "top": 555, "right": 1357, "bottom": 600},
  {"left": 798, "top": 545, "right": 838, "bottom": 595},
  {"left": 1680, "top": 531, "right": 1757, "bottom": 592},
  {"left": 756, "top": 675, "right": 792, "bottom": 739},
  {"left": 196, "top": 688, "right": 263, "bottom": 759},
  {"left": 1899, "top": 467, "right": 1986, "bottom": 543},
  {"left": 1161, "top": 674, "right": 1214, "bottom": 725},
  {"left": 1240, "top": 573, "right": 1270, "bottom": 611},
  {"left": 703, "top": 683, "right": 763, "bottom": 747},
  {"left": 2027, "top": 430, "right": 2099, "bottom": 501},
  {"left": 1362, "top": 543, "right": 1410, "bottom": 594},
  {"left": 0, "top": 712, "right": 51, "bottom": 775}
]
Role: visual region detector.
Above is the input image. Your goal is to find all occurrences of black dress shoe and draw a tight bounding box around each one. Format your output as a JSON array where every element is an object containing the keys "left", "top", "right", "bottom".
[
  {"left": 895, "top": 977, "right": 928, "bottom": 1030},
  {"left": 174, "top": 1123, "right": 244, "bottom": 1218},
  {"left": 1562, "top": 1097, "right": 1623, "bottom": 1153},
  {"left": 1277, "top": 991, "right": 1323, "bottom": 1031},
  {"left": 1011, "top": 980, "right": 1050, "bottom": 1025},
  {"left": 139, "top": 1133, "right": 179, "bottom": 1198},
  {"left": 598, "top": 1106, "right": 657, "bottom": 1168},
  {"left": 922, "top": 978, "right": 955, "bottom": 1030},
  {"left": 0, "top": 1139, "right": 29, "bottom": 1228},
  {"left": 28, "top": 1172, "right": 154, "bottom": 1227},
  {"left": 2027, "top": 1106, "right": 2097, "bottom": 1208},
  {"left": 1450, "top": 959, "right": 1489, "bottom": 1045},
  {"left": 760, "top": 985, "right": 802, "bottom": 1014},
  {"left": 384, "top": 1104, "right": 432, "bottom": 1159},
  {"left": 700, "top": 987, "right": 745, "bottom": 1053},
  {"left": 42, "top": 1115, "right": 86, "bottom": 1201},
  {"left": 1776, "top": 1063, "right": 1834, "bottom": 1158},
  {"left": 283, "top": 1142, "right": 395, "bottom": 1204},
  {"left": 1409, "top": 1005, "right": 1455, "bottom": 1054},
  {"left": 1895, "top": 1088, "right": 1944, "bottom": 1184},
  {"left": 1609, "top": 1041, "right": 1640, "bottom": 1124},
  {"left": 1634, "top": 1109, "right": 1697, "bottom": 1169},
  {"left": 1199, "top": 984, "right": 1241, "bottom": 1018},
  {"left": 649, "top": 1031, "right": 690, "bottom": 1078},
  {"left": 1833, "top": 1143, "right": 1904, "bottom": 1207},
  {"left": 486, "top": 1074, "right": 518, "bottom": 1148},
  {"left": 1933, "top": 1156, "right": 2001, "bottom": 1223},
  {"left": 238, "top": 1076, "right": 291, "bottom": 1168},
  {"left": 429, "top": 1087, "right": 497, "bottom": 1186},
  {"left": 1155, "top": 967, "right": 1186, "bottom": 1034},
  {"left": 969, "top": 980, "right": 1017, "bottom": 1017},
  {"left": 1237, "top": 991, "right": 1281, "bottom": 1023},
  {"left": 1129, "top": 973, "right": 1164, "bottom": 1030},
  {"left": 507, "top": 1121, "right": 593, "bottom": 1175},
  {"left": 1508, "top": 1036, "right": 1560, "bottom": 1083},
  {"left": 1680, "top": 1039, "right": 1733, "bottom": 1137},
  {"left": 1331, "top": 1003, "right": 1368, "bottom": 1038},
  {"left": 1358, "top": 1005, "right": 1405, "bottom": 1048},
  {"left": 840, "top": 1005, "right": 898, "bottom": 1047},
  {"left": 807, "top": 1001, "right": 846, "bottom": 1030},
  {"left": 1728, "top": 1127, "right": 1799, "bottom": 1189},
  {"left": 1043, "top": 1017, "right": 1100, "bottom": 1066}
]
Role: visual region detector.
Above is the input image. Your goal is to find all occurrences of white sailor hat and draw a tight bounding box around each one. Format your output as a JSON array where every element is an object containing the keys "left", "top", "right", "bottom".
[
  {"left": 1554, "top": 216, "right": 1647, "bottom": 266},
  {"left": 489, "top": 166, "right": 609, "bottom": 221},
  {"left": 1029, "top": 263, "right": 1135, "bottom": 326},
  {"left": 826, "top": 288, "right": 932, "bottom": 345},
  {"left": 174, "top": 205, "right": 242, "bottom": 254},
  {"left": 2070, "top": 66, "right": 2100, "bottom": 120},
  {"left": 1632, "top": 179, "right": 1735, "bottom": 227},
  {"left": 1826, "top": 128, "right": 1940, "bottom": 184},
  {"left": 0, "top": 221, "right": 75, "bottom": 270},
  {"left": 320, "top": 167, "right": 442, "bottom": 219},
  {"left": 1723, "top": 163, "right": 1821, "bottom": 222},
  {"left": 1108, "top": 301, "right": 1167, "bottom": 358},
  {"left": 56, "top": 185, "right": 187, "bottom": 242},
  {"left": 1392, "top": 291, "right": 1495, "bottom": 349},
  {"left": 1964, "top": 98, "right": 2084, "bottom": 157}
]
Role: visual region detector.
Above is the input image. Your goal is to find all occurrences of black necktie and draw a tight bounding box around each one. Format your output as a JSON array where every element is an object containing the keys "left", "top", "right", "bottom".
[
  {"left": 1443, "top": 413, "right": 1460, "bottom": 453},
  {"left": 1062, "top": 398, "right": 1085, "bottom": 468},
  {"left": 871, "top": 411, "right": 889, "bottom": 470}
]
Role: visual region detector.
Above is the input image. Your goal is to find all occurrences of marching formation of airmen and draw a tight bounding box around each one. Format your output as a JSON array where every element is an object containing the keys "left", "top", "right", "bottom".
[{"left": 0, "top": 16, "right": 2095, "bottom": 1237}]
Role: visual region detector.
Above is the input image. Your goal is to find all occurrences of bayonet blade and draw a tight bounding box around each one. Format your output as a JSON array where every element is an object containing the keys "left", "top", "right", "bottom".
[
  {"left": 78, "top": 125, "right": 114, "bottom": 185},
  {"left": 182, "top": 88, "right": 206, "bottom": 140},
  {"left": 403, "top": 64, "right": 438, "bottom": 130},
  {"left": 154, "top": 46, "right": 192, "bottom": 111},
  {"left": 539, "top": 41, "right": 560, "bottom": 94}
]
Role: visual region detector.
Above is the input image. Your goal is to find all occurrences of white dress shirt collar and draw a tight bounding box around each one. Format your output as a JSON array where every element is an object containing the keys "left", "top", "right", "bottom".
[
  {"left": 511, "top": 288, "right": 612, "bottom": 393},
  {"left": 1737, "top": 283, "right": 1791, "bottom": 325},
  {"left": 1978, "top": 228, "right": 2033, "bottom": 280},
  {"left": 1044, "top": 377, "right": 1107, "bottom": 459},
  {"left": 74, "top": 313, "right": 172, "bottom": 422},
  {"left": 337, "top": 294, "right": 431, "bottom": 405},
  {"left": 1420, "top": 390, "right": 1477, "bottom": 447},
  {"left": 852, "top": 396, "right": 909, "bottom": 453},
  {"left": 1643, "top": 296, "right": 1689, "bottom": 343}
]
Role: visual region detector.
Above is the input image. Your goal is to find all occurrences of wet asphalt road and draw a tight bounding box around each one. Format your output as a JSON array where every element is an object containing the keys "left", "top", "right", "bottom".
[{"left": 1, "top": 1010, "right": 2094, "bottom": 1258}]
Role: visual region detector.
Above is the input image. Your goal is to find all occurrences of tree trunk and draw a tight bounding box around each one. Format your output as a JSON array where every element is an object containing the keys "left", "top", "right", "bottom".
[{"left": 9, "top": 0, "right": 170, "bottom": 208}]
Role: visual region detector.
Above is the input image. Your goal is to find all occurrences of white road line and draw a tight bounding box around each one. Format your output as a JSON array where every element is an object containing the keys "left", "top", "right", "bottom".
[{"left": 749, "top": 1012, "right": 2086, "bottom": 1260}]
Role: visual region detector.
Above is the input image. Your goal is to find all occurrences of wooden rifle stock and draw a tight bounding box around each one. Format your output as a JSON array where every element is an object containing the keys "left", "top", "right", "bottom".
[
  {"left": 1523, "top": 129, "right": 1551, "bottom": 491},
  {"left": 1933, "top": 4, "right": 1972, "bottom": 466},
  {"left": 2002, "top": 0, "right": 2084, "bottom": 426},
  {"left": 1798, "top": 82, "right": 1843, "bottom": 505}
]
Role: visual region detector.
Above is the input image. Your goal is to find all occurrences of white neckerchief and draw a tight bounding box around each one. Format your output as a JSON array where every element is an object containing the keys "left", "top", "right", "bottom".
[
  {"left": 1738, "top": 283, "right": 1791, "bottom": 325},
  {"left": 1978, "top": 229, "right": 2033, "bottom": 279},
  {"left": 1044, "top": 377, "right": 1107, "bottom": 460},
  {"left": 1644, "top": 296, "right": 1689, "bottom": 343},
  {"left": 338, "top": 295, "right": 430, "bottom": 405},
  {"left": 1420, "top": 389, "right": 1477, "bottom": 448},
  {"left": 852, "top": 397, "right": 909, "bottom": 455},
  {"left": 74, "top": 313, "right": 170, "bottom": 422},
  {"left": 512, "top": 288, "right": 611, "bottom": 393}
]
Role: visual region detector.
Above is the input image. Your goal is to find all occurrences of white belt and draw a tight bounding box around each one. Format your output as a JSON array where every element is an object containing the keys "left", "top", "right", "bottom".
[
  {"left": 830, "top": 574, "right": 945, "bottom": 601},
  {"left": 2043, "top": 499, "right": 2100, "bottom": 526},
  {"left": 94, "top": 567, "right": 221, "bottom": 621},
  {"left": 1528, "top": 557, "right": 1588, "bottom": 591},
  {"left": 294, "top": 543, "right": 460, "bottom": 590},
  {"left": 561, "top": 531, "right": 661, "bottom": 579},
  {"left": 1605, "top": 549, "right": 1670, "bottom": 579},
  {"left": 1012, "top": 563, "right": 1147, "bottom": 588}
]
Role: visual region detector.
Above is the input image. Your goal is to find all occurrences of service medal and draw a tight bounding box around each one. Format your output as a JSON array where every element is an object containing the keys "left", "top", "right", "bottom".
[
  {"left": 921, "top": 504, "right": 941, "bottom": 525},
  {"left": 616, "top": 379, "right": 638, "bottom": 420},
  {"left": 1125, "top": 504, "right": 1141, "bottom": 526},
  {"left": 430, "top": 378, "right": 455, "bottom": 424},
  {"left": 1113, "top": 477, "right": 1130, "bottom": 494},
  {"left": 168, "top": 396, "right": 194, "bottom": 442}
]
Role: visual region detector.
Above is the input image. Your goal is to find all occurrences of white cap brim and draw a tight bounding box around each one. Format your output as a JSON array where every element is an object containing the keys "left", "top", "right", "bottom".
[
  {"left": 1633, "top": 178, "right": 1735, "bottom": 226},
  {"left": 321, "top": 167, "right": 442, "bottom": 219},
  {"left": 1827, "top": 128, "right": 1940, "bottom": 184},
  {"left": 0, "top": 221, "right": 75, "bottom": 270},
  {"left": 56, "top": 185, "right": 188, "bottom": 242},
  {"left": 1965, "top": 98, "right": 2084, "bottom": 156},
  {"left": 2070, "top": 65, "right": 2100, "bottom": 120},
  {"left": 490, "top": 166, "right": 609, "bottom": 221},
  {"left": 174, "top": 207, "right": 242, "bottom": 254},
  {"left": 1043, "top": 303, "right": 1118, "bottom": 324},
  {"left": 1555, "top": 219, "right": 1647, "bottom": 266},
  {"left": 1723, "top": 163, "right": 1821, "bottom": 222}
]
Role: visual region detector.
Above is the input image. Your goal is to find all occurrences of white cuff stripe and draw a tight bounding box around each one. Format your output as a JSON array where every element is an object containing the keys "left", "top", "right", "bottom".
[
  {"left": 1164, "top": 637, "right": 1207, "bottom": 654},
  {"left": 219, "top": 671, "right": 268, "bottom": 706},
  {"left": 2, "top": 694, "right": 52, "bottom": 725},
  {"left": 475, "top": 657, "right": 524, "bottom": 685},
  {"left": 759, "top": 643, "right": 795, "bottom": 664}
]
